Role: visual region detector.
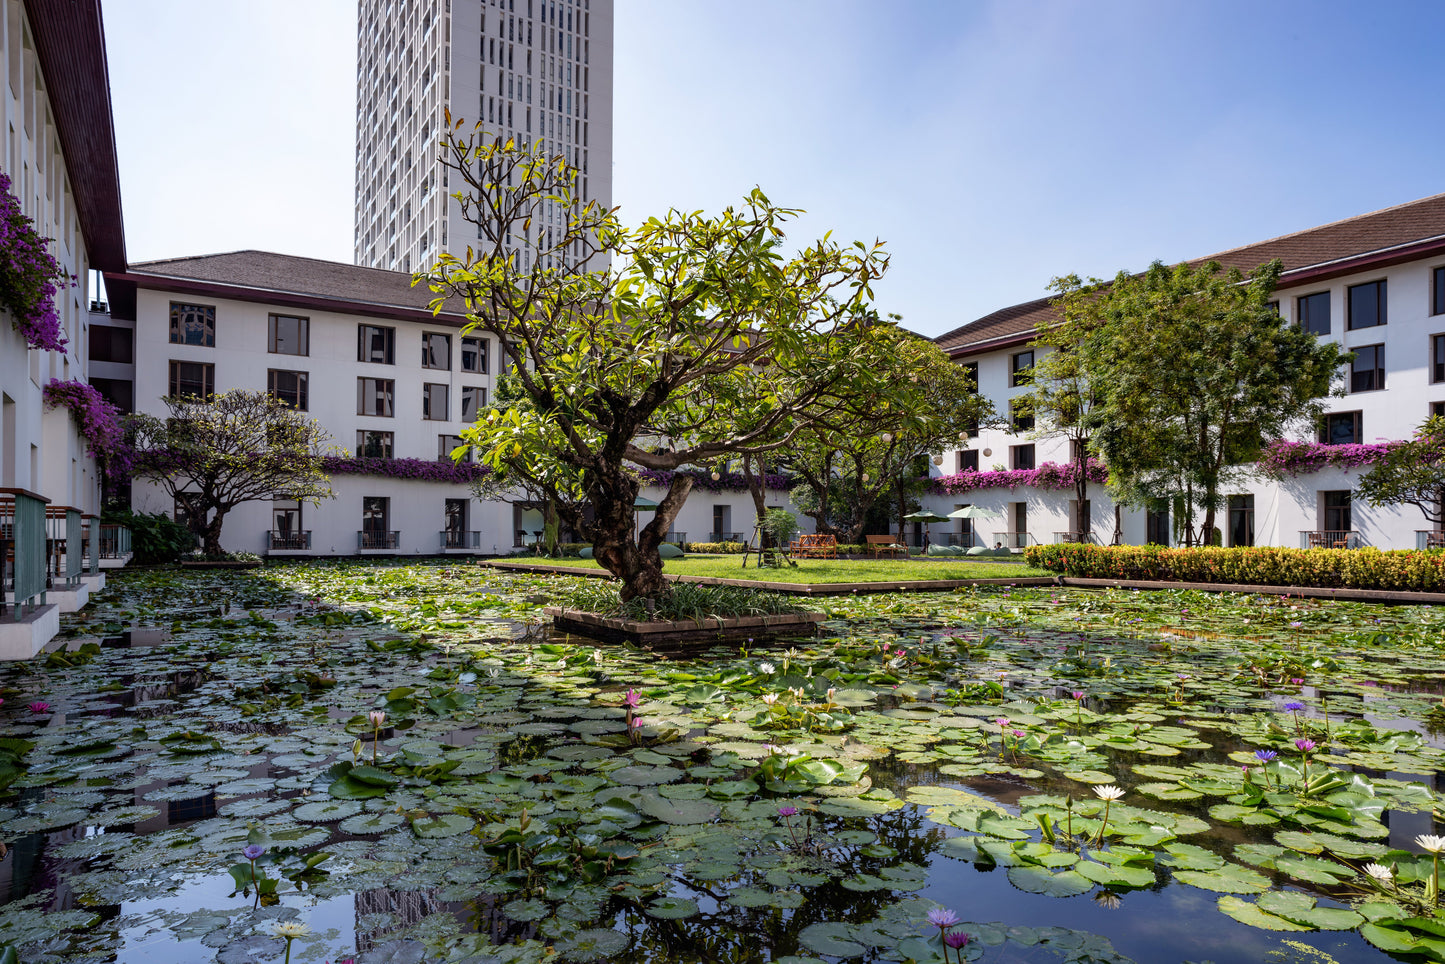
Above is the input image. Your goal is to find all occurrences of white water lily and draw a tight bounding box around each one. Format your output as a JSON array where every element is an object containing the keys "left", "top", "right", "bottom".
[
  {"left": 760, "top": 693, "right": 779, "bottom": 705},
  {"left": 1092, "top": 784, "right": 1125, "bottom": 801},
  {"left": 271, "top": 921, "right": 311, "bottom": 939},
  {"left": 592, "top": 648, "right": 603, "bottom": 663},
  {"left": 1364, "top": 862, "right": 1395, "bottom": 882},
  {"left": 1416, "top": 834, "right": 1445, "bottom": 854},
  {"left": 757, "top": 661, "right": 775, "bottom": 674}
]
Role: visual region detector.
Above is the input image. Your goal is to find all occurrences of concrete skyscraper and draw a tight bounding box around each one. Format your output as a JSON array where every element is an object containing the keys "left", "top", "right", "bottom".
[{"left": 352, "top": 0, "right": 613, "bottom": 272}]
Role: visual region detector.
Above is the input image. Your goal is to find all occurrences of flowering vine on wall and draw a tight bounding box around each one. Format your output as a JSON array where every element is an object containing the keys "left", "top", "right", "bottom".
[
  {"left": 42, "top": 379, "right": 128, "bottom": 473},
  {"left": 636, "top": 468, "right": 792, "bottom": 493},
  {"left": 0, "top": 172, "right": 72, "bottom": 353},
  {"left": 930, "top": 459, "right": 1108, "bottom": 495},
  {"left": 1256, "top": 440, "right": 1400, "bottom": 478}
]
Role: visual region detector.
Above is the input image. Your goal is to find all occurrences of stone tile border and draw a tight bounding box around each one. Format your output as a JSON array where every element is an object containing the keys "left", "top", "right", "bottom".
[
  {"left": 545, "top": 607, "right": 825, "bottom": 646},
  {"left": 1059, "top": 577, "right": 1445, "bottom": 605}
]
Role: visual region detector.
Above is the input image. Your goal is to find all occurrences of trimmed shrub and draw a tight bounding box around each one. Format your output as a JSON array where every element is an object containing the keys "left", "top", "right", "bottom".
[
  {"left": 1025, "top": 543, "right": 1445, "bottom": 592},
  {"left": 686, "top": 541, "right": 746, "bottom": 554}
]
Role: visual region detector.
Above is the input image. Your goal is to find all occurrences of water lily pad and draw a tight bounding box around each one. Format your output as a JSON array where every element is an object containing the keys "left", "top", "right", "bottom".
[
  {"left": 411, "top": 813, "right": 474, "bottom": 838},
  {"left": 798, "top": 922, "right": 865, "bottom": 957},
  {"left": 293, "top": 800, "right": 362, "bottom": 823},
  {"left": 645, "top": 897, "right": 698, "bottom": 919},
  {"left": 555, "top": 928, "right": 630, "bottom": 961}
]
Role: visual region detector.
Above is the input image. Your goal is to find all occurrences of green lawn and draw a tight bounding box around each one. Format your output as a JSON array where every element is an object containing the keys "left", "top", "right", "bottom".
[{"left": 500, "top": 554, "right": 1051, "bottom": 583}]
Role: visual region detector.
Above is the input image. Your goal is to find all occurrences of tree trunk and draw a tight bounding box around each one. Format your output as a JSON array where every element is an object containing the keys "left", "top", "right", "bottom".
[
  {"left": 542, "top": 499, "right": 560, "bottom": 557},
  {"left": 203, "top": 510, "right": 225, "bottom": 557},
  {"left": 1074, "top": 437, "right": 1089, "bottom": 541},
  {"left": 590, "top": 470, "right": 693, "bottom": 603},
  {"left": 741, "top": 454, "right": 767, "bottom": 542}
]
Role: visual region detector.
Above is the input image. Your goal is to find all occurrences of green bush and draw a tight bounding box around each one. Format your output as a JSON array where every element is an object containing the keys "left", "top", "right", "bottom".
[
  {"left": 685, "top": 541, "right": 746, "bottom": 554},
  {"left": 559, "top": 581, "right": 812, "bottom": 621},
  {"left": 101, "top": 509, "right": 195, "bottom": 564},
  {"left": 1025, "top": 543, "right": 1445, "bottom": 592}
]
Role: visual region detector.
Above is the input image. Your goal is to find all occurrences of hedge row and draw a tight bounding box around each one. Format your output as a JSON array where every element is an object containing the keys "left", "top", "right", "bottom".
[{"left": 1024, "top": 543, "right": 1445, "bottom": 592}]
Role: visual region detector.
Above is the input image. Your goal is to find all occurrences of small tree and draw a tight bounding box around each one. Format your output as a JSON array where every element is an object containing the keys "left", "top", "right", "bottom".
[
  {"left": 129, "top": 391, "right": 334, "bottom": 556},
  {"left": 1056, "top": 259, "right": 1344, "bottom": 545},
  {"left": 423, "top": 126, "right": 894, "bottom": 601},
  {"left": 1355, "top": 417, "right": 1445, "bottom": 528}
]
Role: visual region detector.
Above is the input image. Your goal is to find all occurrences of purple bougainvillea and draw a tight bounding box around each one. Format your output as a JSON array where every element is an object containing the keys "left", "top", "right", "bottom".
[
  {"left": 42, "top": 379, "right": 128, "bottom": 474},
  {"left": 929, "top": 459, "right": 1107, "bottom": 495},
  {"left": 636, "top": 468, "right": 791, "bottom": 493},
  {"left": 320, "top": 456, "right": 493, "bottom": 484},
  {"left": 1256, "top": 439, "right": 1399, "bottom": 478},
  {"left": 0, "top": 172, "right": 72, "bottom": 353}
]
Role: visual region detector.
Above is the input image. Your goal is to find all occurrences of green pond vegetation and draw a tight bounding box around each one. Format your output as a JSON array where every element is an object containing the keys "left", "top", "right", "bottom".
[
  {"left": 506, "top": 555, "right": 1051, "bottom": 584},
  {"left": 0, "top": 560, "right": 1441, "bottom": 963}
]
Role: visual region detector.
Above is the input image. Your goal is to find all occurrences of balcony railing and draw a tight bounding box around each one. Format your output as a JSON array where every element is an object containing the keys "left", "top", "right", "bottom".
[
  {"left": 708, "top": 531, "right": 743, "bottom": 543},
  {"left": 83, "top": 514, "right": 99, "bottom": 574},
  {"left": 267, "top": 530, "right": 312, "bottom": 551},
  {"left": 99, "top": 524, "right": 132, "bottom": 559},
  {"left": 661, "top": 531, "right": 686, "bottom": 545},
  {"left": 1300, "top": 530, "right": 1363, "bottom": 549},
  {"left": 938, "top": 531, "right": 976, "bottom": 547},
  {"left": 992, "top": 531, "right": 1035, "bottom": 549},
  {"left": 1053, "top": 531, "right": 1102, "bottom": 545},
  {"left": 2, "top": 488, "right": 50, "bottom": 619},
  {"left": 358, "top": 530, "right": 400, "bottom": 550},
  {"left": 1417, "top": 531, "right": 1445, "bottom": 551},
  {"left": 439, "top": 529, "right": 480, "bottom": 549}
]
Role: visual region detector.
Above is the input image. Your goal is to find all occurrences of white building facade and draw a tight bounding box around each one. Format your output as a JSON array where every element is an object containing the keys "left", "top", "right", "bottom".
[
  {"left": 353, "top": 0, "right": 613, "bottom": 274},
  {"left": 927, "top": 194, "right": 1445, "bottom": 552},
  {"left": 101, "top": 251, "right": 773, "bottom": 557},
  {"left": 0, "top": 0, "right": 128, "bottom": 652}
]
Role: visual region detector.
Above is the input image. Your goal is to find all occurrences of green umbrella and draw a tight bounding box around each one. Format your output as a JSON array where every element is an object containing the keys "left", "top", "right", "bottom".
[
  {"left": 634, "top": 497, "right": 660, "bottom": 510},
  {"left": 948, "top": 505, "right": 1000, "bottom": 520},
  {"left": 903, "top": 510, "right": 950, "bottom": 524}
]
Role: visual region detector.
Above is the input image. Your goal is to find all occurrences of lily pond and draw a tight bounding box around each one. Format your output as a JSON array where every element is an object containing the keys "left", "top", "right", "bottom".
[{"left": 1, "top": 562, "right": 1443, "bottom": 964}]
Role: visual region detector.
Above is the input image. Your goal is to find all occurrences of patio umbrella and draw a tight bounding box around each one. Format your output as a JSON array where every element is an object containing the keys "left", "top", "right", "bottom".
[
  {"left": 947, "top": 506, "right": 1000, "bottom": 520},
  {"left": 903, "top": 510, "right": 950, "bottom": 524},
  {"left": 634, "top": 497, "right": 660, "bottom": 510}
]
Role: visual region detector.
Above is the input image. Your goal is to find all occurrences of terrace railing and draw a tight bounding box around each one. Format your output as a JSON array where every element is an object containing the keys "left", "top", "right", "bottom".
[
  {"left": 1300, "top": 530, "right": 1363, "bottom": 549},
  {"left": 708, "top": 531, "right": 742, "bottom": 543},
  {"left": 83, "top": 514, "right": 99, "bottom": 574},
  {"left": 99, "top": 524, "right": 131, "bottom": 559},
  {"left": 1, "top": 488, "right": 49, "bottom": 619},
  {"left": 1053, "top": 531, "right": 1102, "bottom": 545},
  {"left": 267, "top": 530, "right": 312, "bottom": 551},
  {"left": 439, "top": 530, "right": 480, "bottom": 549},
  {"left": 992, "top": 531, "right": 1036, "bottom": 549},
  {"left": 662, "top": 531, "right": 686, "bottom": 545},
  {"left": 358, "top": 530, "right": 400, "bottom": 550}
]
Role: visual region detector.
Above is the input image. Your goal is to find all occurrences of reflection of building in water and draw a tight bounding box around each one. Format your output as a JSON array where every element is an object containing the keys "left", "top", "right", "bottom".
[{"left": 354, "top": 887, "right": 446, "bottom": 953}]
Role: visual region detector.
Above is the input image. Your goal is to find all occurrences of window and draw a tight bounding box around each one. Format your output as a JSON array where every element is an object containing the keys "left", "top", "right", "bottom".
[
  {"left": 1322, "top": 490, "right": 1351, "bottom": 532},
  {"left": 357, "top": 377, "right": 395, "bottom": 416},
  {"left": 444, "top": 499, "right": 468, "bottom": 542},
  {"left": 268, "top": 369, "right": 308, "bottom": 410},
  {"left": 1146, "top": 507, "right": 1169, "bottom": 546},
  {"left": 1228, "top": 495, "right": 1255, "bottom": 547},
  {"left": 1011, "top": 444, "right": 1035, "bottom": 470},
  {"left": 423, "top": 382, "right": 449, "bottom": 420},
  {"left": 461, "top": 386, "right": 487, "bottom": 422},
  {"left": 1347, "top": 280, "right": 1387, "bottom": 330},
  {"left": 268, "top": 314, "right": 309, "bottom": 355},
  {"left": 1434, "top": 267, "right": 1445, "bottom": 316},
  {"left": 961, "top": 361, "right": 979, "bottom": 392},
  {"left": 90, "top": 377, "right": 133, "bottom": 414},
  {"left": 168, "top": 360, "right": 214, "bottom": 398},
  {"left": 422, "top": 332, "right": 452, "bottom": 369},
  {"left": 356, "top": 430, "right": 394, "bottom": 459},
  {"left": 358, "top": 324, "right": 395, "bottom": 364},
  {"left": 361, "top": 496, "right": 391, "bottom": 544},
  {"left": 1010, "top": 351, "right": 1034, "bottom": 388},
  {"left": 89, "top": 325, "right": 132, "bottom": 363},
  {"left": 1350, "top": 344, "right": 1384, "bottom": 392},
  {"left": 1297, "top": 291, "right": 1330, "bottom": 336},
  {"left": 439, "top": 434, "right": 470, "bottom": 461},
  {"left": 461, "top": 336, "right": 488, "bottom": 373},
  {"left": 1010, "top": 397, "right": 1034, "bottom": 432},
  {"left": 169, "top": 302, "right": 215, "bottom": 346},
  {"left": 273, "top": 499, "right": 302, "bottom": 536},
  {"left": 1434, "top": 334, "right": 1445, "bottom": 383},
  {"left": 1319, "top": 411, "right": 1362, "bottom": 445},
  {"left": 1434, "top": 401, "right": 1445, "bottom": 419},
  {"left": 957, "top": 449, "right": 979, "bottom": 473}
]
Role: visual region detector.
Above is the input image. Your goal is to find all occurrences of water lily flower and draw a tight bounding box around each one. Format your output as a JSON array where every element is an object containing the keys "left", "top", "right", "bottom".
[
  {"left": 272, "top": 921, "right": 310, "bottom": 939},
  {"left": 995, "top": 717, "right": 1009, "bottom": 728},
  {"left": 1093, "top": 784, "right": 1125, "bottom": 801},
  {"left": 825, "top": 687, "right": 836, "bottom": 702},
  {"left": 1290, "top": 677, "right": 1304, "bottom": 685},
  {"left": 761, "top": 693, "right": 779, "bottom": 705},
  {"left": 778, "top": 806, "right": 798, "bottom": 817},
  {"left": 242, "top": 844, "right": 265, "bottom": 861},
  {"left": 758, "top": 661, "right": 775, "bottom": 674},
  {"left": 592, "top": 648, "right": 603, "bottom": 663},
  {"left": 1283, "top": 701, "right": 1304, "bottom": 712},
  {"left": 1417, "top": 834, "right": 1445, "bottom": 854},
  {"left": 1072, "top": 691, "right": 1085, "bottom": 701},
  {"left": 28, "top": 702, "right": 49, "bottom": 714},
  {"left": 367, "top": 710, "right": 387, "bottom": 729},
  {"left": 1295, "top": 738, "right": 1316, "bottom": 752},
  {"left": 1012, "top": 729, "right": 1025, "bottom": 738},
  {"left": 1254, "top": 750, "right": 1277, "bottom": 762},
  {"left": 1289, "top": 621, "right": 1303, "bottom": 629},
  {"left": 944, "top": 931, "right": 972, "bottom": 949},
  {"left": 927, "top": 907, "right": 961, "bottom": 929},
  {"left": 1364, "top": 862, "right": 1394, "bottom": 883},
  {"left": 622, "top": 690, "right": 641, "bottom": 708}
]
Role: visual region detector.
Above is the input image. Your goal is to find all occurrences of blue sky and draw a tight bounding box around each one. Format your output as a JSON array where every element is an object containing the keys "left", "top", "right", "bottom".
[{"left": 105, "top": 0, "right": 1445, "bottom": 337}]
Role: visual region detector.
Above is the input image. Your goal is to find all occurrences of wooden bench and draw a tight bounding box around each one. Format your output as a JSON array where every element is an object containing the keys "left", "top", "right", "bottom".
[
  {"left": 865, "top": 534, "right": 906, "bottom": 559},
  {"left": 792, "top": 533, "right": 838, "bottom": 559}
]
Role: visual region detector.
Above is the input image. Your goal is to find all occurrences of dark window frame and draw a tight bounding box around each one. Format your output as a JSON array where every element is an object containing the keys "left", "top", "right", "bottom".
[
  {"left": 268, "top": 314, "right": 310, "bottom": 356},
  {"left": 1297, "top": 290, "right": 1331, "bottom": 336},
  {"left": 1349, "top": 343, "right": 1385, "bottom": 393},
  {"left": 422, "top": 382, "right": 449, "bottom": 420},
  {"left": 438, "top": 434, "right": 471, "bottom": 462},
  {"left": 356, "top": 430, "right": 394, "bottom": 459},
  {"left": 358, "top": 324, "right": 396, "bottom": 364},
  {"left": 168, "top": 360, "right": 214, "bottom": 398},
  {"left": 169, "top": 302, "right": 216, "bottom": 347},
  {"left": 1011, "top": 443, "right": 1035, "bottom": 471},
  {"left": 422, "top": 331, "right": 452, "bottom": 370},
  {"left": 1010, "top": 397, "right": 1034, "bottom": 432},
  {"left": 461, "top": 335, "right": 489, "bottom": 373},
  {"left": 461, "top": 385, "right": 487, "bottom": 422},
  {"left": 1010, "top": 350, "right": 1034, "bottom": 388},
  {"left": 267, "top": 369, "right": 309, "bottom": 410},
  {"left": 89, "top": 325, "right": 133, "bottom": 363},
  {"left": 1347, "top": 279, "right": 1387, "bottom": 330},
  {"left": 1433, "top": 266, "right": 1445, "bottom": 317},
  {"left": 957, "top": 449, "right": 979, "bottom": 473},
  {"left": 1433, "top": 333, "right": 1445, "bottom": 384},
  {"left": 357, "top": 377, "right": 396, "bottom": 417},
  {"left": 1318, "top": 410, "right": 1363, "bottom": 446}
]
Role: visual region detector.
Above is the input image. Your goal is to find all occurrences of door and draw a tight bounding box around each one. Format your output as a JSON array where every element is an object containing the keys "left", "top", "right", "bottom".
[
  {"left": 1228, "top": 495, "right": 1254, "bottom": 547},
  {"left": 445, "top": 499, "right": 467, "bottom": 547}
]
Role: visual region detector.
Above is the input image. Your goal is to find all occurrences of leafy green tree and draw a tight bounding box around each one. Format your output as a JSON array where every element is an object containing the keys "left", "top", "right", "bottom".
[
  {"left": 129, "top": 391, "right": 334, "bottom": 556},
  {"left": 1355, "top": 417, "right": 1445, "bottom": 528},
  {"left": 1051, "top": 260, "right": 1344, "bottom": 546},
  {"left": 786, "top": 325, "right": 992, "bottom": 542},
  {"left": 423, "top": 126, "right": 892, "bottom": 601}
]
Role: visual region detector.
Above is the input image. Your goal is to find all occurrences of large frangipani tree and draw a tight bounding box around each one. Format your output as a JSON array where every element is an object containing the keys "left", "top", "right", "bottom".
[{"left": 422, "top": 119, "right": 898, "bottom": 600}]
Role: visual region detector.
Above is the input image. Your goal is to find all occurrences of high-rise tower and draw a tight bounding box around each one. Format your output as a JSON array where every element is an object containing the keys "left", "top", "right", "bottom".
[{"left": 353, "top": 0, "right": 613, "bottom": 272}]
